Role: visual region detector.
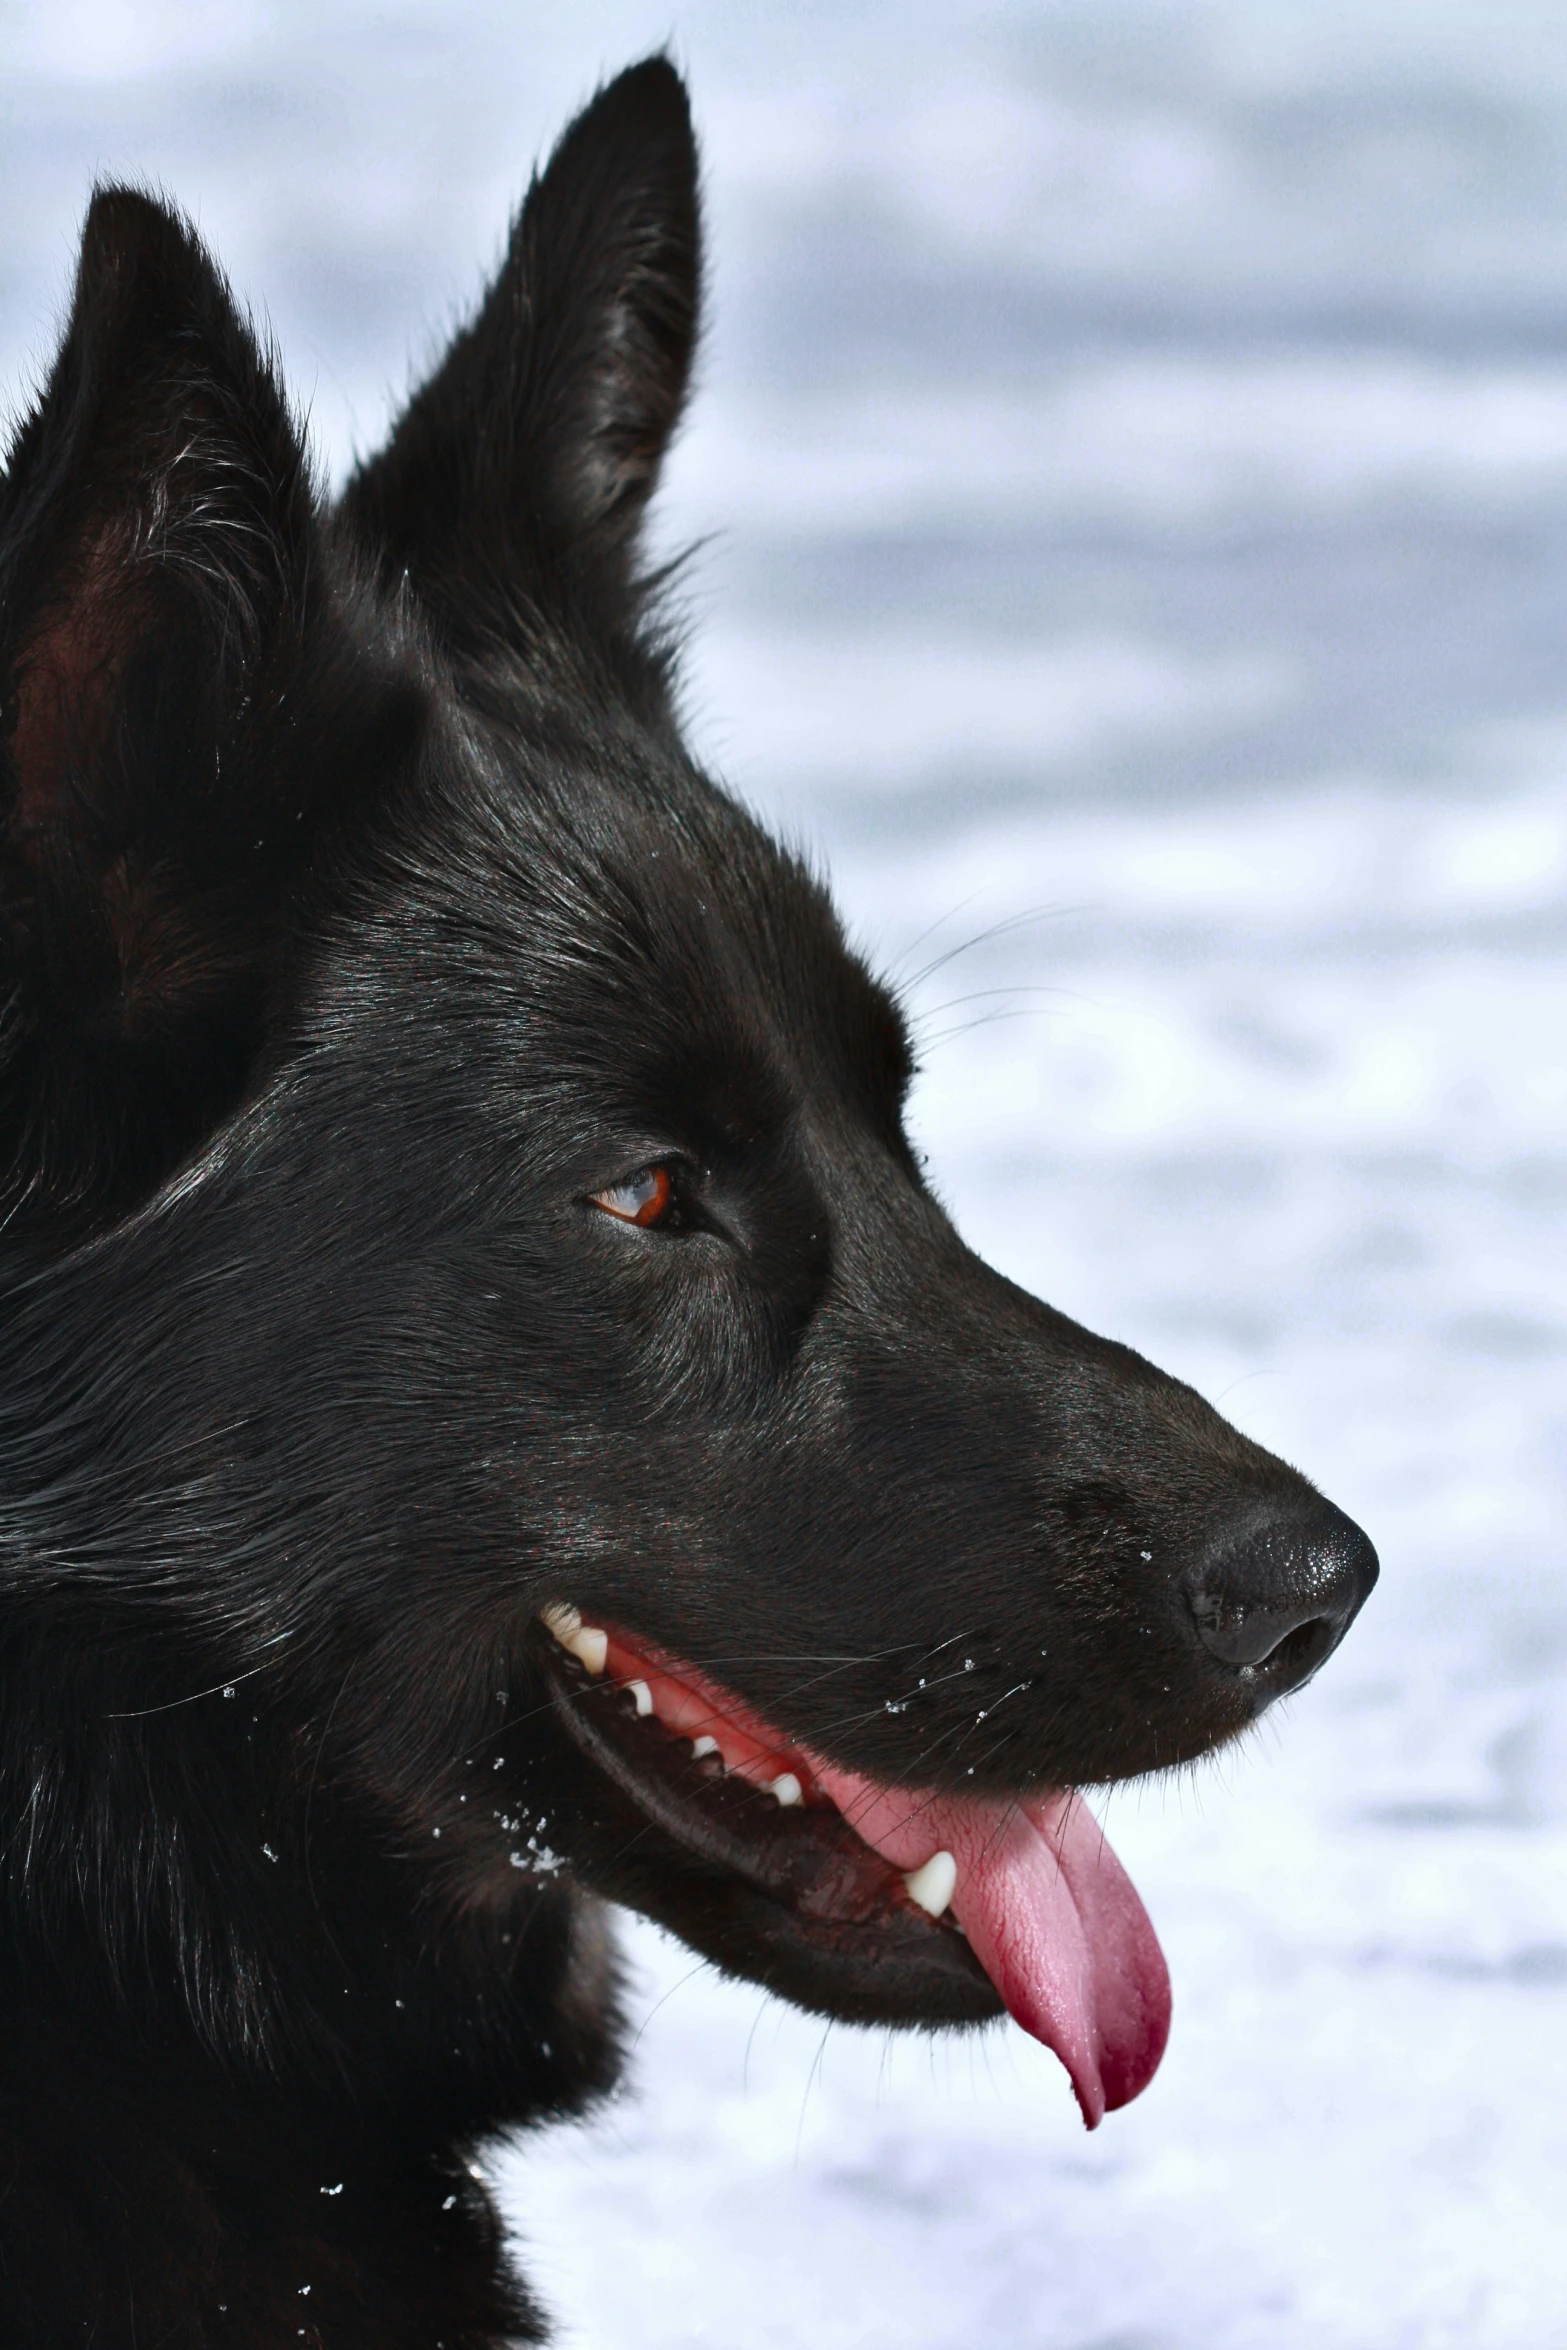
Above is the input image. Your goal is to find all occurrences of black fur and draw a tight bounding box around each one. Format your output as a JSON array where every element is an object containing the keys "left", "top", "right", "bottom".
[{"left": 0, "top": 59, "right": 1376, "bottom": 2347}]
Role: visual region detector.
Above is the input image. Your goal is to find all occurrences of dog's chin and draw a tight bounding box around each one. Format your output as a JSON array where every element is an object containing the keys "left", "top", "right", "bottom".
[{"left": 534, "top": 1622, "right": 1002, "bottom": 2032}]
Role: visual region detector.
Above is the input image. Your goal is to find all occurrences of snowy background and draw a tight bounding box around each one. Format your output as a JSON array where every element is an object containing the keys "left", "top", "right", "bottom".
[{"left": 5, "top": 4, "right": 1567, "bottom": 2343}]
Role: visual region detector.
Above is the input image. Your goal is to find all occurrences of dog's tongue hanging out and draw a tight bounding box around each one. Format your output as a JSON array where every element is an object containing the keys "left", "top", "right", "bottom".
[
  {"left": 808, "top": 1761, "right": 1171, "bottom": 2127},
  {"left": 585, "top": 1627, "right": 1170, "bottom": 2127},
  {"left": 584, "top": 1635, "right": 1165, "bottom": 2133}
]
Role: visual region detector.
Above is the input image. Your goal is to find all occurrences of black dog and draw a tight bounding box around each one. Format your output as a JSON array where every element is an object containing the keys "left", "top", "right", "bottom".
[{"left": 0, "top": 57, "right": 1376, "bottom": 2348}]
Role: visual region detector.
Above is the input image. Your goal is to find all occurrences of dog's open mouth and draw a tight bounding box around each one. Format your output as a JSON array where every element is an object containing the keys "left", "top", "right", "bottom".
[{"left": 537, "top": 1606, "right": 1170, "bottom": 2126}]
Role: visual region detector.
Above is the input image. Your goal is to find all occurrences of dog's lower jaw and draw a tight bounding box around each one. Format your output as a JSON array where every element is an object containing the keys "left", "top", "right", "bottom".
[
  {"left": 528, "top": 1613, "right": 1170, "bottom": 2125},
  {"left": 534, "top": 1626, "right": 1003, "bottom": 2033}
]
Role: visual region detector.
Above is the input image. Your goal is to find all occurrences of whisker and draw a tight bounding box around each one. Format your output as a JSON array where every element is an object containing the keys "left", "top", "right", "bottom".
[
  {"left": 915, "top": 984, "right": 1064, "bottom": 1021},
  {"left": 906, "top": 904, "right": 1074, "bottom": 991},
  {"left": 886, "top": 889, "right": 991, "bottom": 979},
  {"left": 918, "top": 1005, "right": 1058, "bottom": 1051},
  {"left": 795, "top": 2020, "right": 834, "bottom": 2168},
  {"left": 102, "top": 1636, "right": 292, "bottom": 1720},
  {"left": 626, "top": 1959, "right": 713, "bottom": 2061}
]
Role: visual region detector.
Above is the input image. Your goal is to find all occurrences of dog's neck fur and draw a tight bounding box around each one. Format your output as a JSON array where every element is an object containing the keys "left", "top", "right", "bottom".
[
  {"left": 0, "top": 1206, "right": 626, "bottom": 2343},
  {"left": 0, "top": 1989, "right": 543, "bottom": 2346},
  {"left": 0, "top": 1631, "right": 618, "bottom": 2346}
]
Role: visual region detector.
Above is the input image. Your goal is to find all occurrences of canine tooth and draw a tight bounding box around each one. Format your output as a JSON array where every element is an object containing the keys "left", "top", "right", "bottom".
[
  {"left": 903, "top": 1850, "right": 957, "bottom": 1918},
  {"left": 626, "top": 1678, "right": 653, "bottom": 1717},
  {"left": 566, "top": 1626, "right": 607, "bottom": 1675},
  {"left": 769, "top": 1772, "right": 803, "bottom": 1807},
  {"left": 541, "top": 1603, "right": 582, "bottom": 1644},
  {"left": 690, "top": 1735, "right": 719, "bottom": 1760}
]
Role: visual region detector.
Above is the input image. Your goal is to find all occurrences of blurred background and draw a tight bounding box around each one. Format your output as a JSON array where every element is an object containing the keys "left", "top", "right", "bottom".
[{"left": 5, "top": 4, "right": 1566, "bottom": 2343}]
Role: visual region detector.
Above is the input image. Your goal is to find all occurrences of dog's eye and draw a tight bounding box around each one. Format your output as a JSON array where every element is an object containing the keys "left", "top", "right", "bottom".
[{"left": 590, "top": 1164, "right": 675, "bottom": 1228}]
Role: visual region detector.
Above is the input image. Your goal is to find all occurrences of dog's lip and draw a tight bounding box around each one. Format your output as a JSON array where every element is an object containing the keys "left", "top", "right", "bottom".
[
  {"left": 534, "top": 1609, "right": 959, "bottom": 1931},
  {"left": 558, "top": 1615, "right": 840, "bottom": 1816},
  {"left": 535, "top": 1608, "right": 1171, "bottom": 2125}
]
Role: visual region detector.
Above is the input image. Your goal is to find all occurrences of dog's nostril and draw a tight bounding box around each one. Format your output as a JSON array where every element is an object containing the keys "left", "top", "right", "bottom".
[
  {"left": 1244, "top": 1612, "right": 1335, "bottom": 1687},
  {"left": 1184, "top": 1502, "right": 1378, "bottom": 1703}
]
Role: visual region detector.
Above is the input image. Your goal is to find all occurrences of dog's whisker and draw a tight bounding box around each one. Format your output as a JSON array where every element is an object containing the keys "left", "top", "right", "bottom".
[
  {"left": 904, "top": 903, "right": 1074, "bottom": 991},
  {"left": 885, "top": 888, "right": 990, "bottom": 980},
  {"left": 101, "top": 1640, "right": 293, "bottom": 1721},
  {"left": 915, "top": 984, "right": 1065, "bottom": 1022},
  {"left": 918, "top": 1005, "right": 1065, "bottom": 1052}
]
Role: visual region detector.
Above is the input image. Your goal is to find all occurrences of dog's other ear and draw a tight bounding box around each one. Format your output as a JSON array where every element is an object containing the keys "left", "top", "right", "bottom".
[
  {"left": 340, "top": 54, "right": 700, "bottom": 648},
  {"left": 0, "top": 188, "right": 375, "bottom": 1230}
]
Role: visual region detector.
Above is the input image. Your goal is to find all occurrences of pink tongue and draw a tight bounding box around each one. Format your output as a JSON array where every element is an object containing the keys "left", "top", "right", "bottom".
[{"left": 810, "top": 1765, "right": 1171, "bottom": 2128}]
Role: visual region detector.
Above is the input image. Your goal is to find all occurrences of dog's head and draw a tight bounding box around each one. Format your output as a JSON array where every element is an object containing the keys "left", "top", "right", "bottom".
[{"left": 0, "top": 61, "right": 1375, "bottom": 2125}]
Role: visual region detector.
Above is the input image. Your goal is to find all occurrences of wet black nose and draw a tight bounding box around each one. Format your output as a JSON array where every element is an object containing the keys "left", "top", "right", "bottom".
[{"left": 1183, "top": 1501, "right": 1378, "bottom": 1705}]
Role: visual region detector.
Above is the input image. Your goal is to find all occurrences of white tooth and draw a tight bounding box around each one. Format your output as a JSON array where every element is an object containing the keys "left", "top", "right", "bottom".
[
  {"left": 565, "top": 1626, "right": 607, "bottom": 1676},
  {"left": 903, "top": 1850, "right": 957, "bottom": 1918},
  {"left": 626, "top": 1678, "right": 653, "bottom": 1718},
  {"left": 769, "top": 1772, "right": 803, "bottom": 1808},
  {"left": 690, "top": 1735, "right": 719, "bottom": 1760},
  {"left": 541, "top": 1604, "right": 582, "bottom": 1645}
]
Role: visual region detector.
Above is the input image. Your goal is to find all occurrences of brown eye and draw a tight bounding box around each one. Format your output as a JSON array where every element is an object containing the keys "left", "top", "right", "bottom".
[{"left": 590, "top": 1164, "right": 674, "bottom": 1227}]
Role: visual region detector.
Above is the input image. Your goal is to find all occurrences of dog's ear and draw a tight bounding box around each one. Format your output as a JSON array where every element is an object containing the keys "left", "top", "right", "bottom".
[
  {"left": 0, "top": 188, "right": 380, "bottom": 1229},
  {"left": 340, "top": 54, "right": 700, "bottom": 647}
]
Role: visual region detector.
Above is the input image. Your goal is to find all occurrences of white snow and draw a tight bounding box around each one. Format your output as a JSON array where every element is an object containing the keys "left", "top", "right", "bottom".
[{"left": 4, "top": 4, "right": 1565, "bottom": 2342}]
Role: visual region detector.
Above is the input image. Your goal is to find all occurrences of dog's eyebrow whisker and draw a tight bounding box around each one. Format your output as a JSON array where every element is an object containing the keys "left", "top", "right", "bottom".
[
  {"left": 918, "top": 1006, "right": 1063, "bottom": 1053},
  {"left": 904, "top": 902, "right": 1074, "bottom": 991},
  {"left": 915, "top": 984, "right": 1063, "bottom": 1022},
  {"left": 885, "top": 887, "right": 990, "bottom": 979}
]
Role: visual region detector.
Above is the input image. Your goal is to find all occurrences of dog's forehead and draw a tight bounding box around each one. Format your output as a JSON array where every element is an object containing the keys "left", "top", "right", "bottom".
[
  {"left": 397, "top": 685, "right": 917, "bottom": 1131},
  {"left": 462, "top": 699, "right": 885, "bottom": 1017}
]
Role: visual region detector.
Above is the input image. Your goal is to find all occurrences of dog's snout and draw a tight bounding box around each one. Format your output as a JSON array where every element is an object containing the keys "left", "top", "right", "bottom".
[{"left": 1183, "top": 1502, "right": 1378, "bottom": 1704}]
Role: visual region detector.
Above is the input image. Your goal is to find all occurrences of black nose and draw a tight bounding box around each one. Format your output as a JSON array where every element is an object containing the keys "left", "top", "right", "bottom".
[{"left": 1183, "top": 1500, "right": 1378, "bottom": 1705}]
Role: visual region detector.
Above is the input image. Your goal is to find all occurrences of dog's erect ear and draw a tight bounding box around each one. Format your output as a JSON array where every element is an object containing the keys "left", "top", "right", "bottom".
[
  {"left": 340, "top": 55, "right": 700, "bottom": 647},
  {"left": 0, "top": 188, "right": 374, "bottom": 1229}
]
